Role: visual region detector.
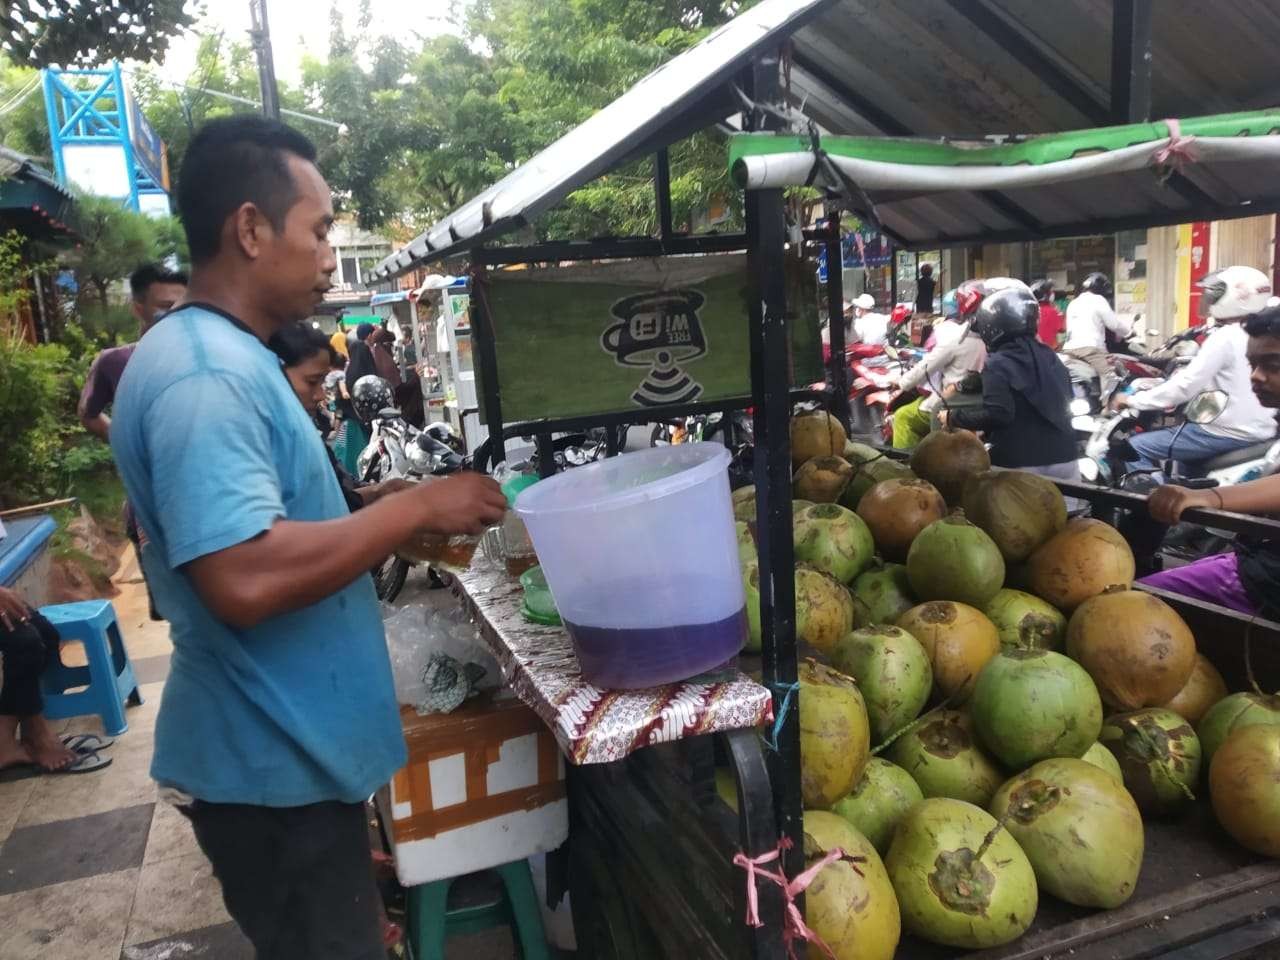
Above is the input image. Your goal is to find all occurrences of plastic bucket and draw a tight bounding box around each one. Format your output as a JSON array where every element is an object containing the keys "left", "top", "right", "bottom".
[{"left": 514, "top": 444, "right": 745, "bottom": 688}]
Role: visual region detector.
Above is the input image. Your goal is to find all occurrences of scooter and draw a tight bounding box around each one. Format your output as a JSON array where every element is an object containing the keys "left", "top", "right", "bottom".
[{"left": 358, "top": 407, "right": 465, "bottom": 602}]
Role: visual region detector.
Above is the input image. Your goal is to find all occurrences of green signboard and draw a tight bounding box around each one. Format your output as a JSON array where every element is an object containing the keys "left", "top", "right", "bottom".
[{"left": 481, "top": 253, "right": 821, "bottom": 423}]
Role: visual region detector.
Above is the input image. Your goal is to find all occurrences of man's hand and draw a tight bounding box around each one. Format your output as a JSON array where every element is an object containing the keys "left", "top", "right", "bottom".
[
  {"left": 1111, "top": 394, "right": 1131, "bottom": 411},
  {"left": 0, "top": 586, "right": 32, "bottom": 632},
  {"left": 1148, "top": 484, "right": 1216, "bottom": 524},
  {"left": 359, "top": 476, "right": 417, "bottom": 505},
  {"left": 936, "top": 410, "right": 950, "bottom": 428},
  {"left": 404, "top": 473, "right": 507, "bottom": 535}
]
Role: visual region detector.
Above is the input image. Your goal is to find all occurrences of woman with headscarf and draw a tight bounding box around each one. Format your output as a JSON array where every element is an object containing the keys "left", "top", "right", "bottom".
[
  {"left": 369, "top": 327, "right": 402, "bottom": 389},
  {"left": 333, "top": 322, "right": 378, "bottom": 474}
]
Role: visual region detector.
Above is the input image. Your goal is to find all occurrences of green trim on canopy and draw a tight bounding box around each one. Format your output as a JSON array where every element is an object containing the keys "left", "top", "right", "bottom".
[{"left": 728, "top": 109, "right": 1280, "bottom": 184}]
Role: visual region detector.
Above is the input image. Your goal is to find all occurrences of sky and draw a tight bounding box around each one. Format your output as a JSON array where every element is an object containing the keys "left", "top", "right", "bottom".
[{"left": 156, "top": 0, "right": 460, "bottom": 87}]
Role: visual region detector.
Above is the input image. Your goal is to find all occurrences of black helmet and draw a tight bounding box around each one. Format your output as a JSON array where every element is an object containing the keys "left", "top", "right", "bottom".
[
  {"left": 1080, "top": 272, "right": 1112, "bottom": 298},
  {"left": 352, "top": 375, "right": 394, "bottom": 423},
  {"left": 1030, "top": 278, "right": 1055, "bottom": 303},
  {"left": 973, "top": 286, "right": 1039, "bottom": 348}
]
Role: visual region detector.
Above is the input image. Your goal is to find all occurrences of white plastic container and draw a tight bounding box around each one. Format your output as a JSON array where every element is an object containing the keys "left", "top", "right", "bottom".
[{"left": 514, "top": 444, "right": 745, "bottom": 688}]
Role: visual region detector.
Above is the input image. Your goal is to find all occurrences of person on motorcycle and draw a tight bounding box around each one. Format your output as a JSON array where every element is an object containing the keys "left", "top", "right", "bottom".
[
  {"left": 1137, "top": 304, "right": 1280, "bottom": 617},
  {"left": 1031, "top": 278, "right": 1065, "bottom": 348},
  {"left": 1062, "top": 272, "right": 1132, "bottom": 395},
  {"left": 939, "top": 283, "right": 1078, "bottom": 480},
  {"left": 1116, "top": 265, "right": 1276, "bottom": 478},
  {"left": 889, "top": 283, "right": 987, "bottom": 448},
  {"left": 850, "top": 293, "right": 889, "bottom": 347}
]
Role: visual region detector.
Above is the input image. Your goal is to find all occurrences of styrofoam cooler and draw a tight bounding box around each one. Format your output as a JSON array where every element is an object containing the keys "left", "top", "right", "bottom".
[{"left": 378, "top": 694, "right": 568, "bottom": 887}]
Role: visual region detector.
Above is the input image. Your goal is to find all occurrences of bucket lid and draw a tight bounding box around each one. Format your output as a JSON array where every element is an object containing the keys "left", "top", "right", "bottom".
[{"left": 514, "top": 443, "right": 731, "bottom": 517}]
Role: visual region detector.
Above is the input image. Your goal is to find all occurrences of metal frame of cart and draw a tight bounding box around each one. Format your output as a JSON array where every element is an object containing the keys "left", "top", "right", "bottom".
[{"left": 369, "top": 1, "right": 1280, "bottom": 956}]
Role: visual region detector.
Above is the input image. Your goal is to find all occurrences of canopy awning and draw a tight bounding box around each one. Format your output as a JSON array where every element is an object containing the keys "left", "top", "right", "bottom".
[
  {"left": 729, "top": 111, "right": 1280, "bottom": 247},
  {"left": 373, "top": 0, "right": 1280, "bottom": 277}
]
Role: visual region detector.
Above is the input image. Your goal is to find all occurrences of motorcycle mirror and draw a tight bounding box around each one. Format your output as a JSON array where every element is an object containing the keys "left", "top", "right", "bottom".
[{"left": 1185, "top": 390, "right": 1228, "bottom": 425}]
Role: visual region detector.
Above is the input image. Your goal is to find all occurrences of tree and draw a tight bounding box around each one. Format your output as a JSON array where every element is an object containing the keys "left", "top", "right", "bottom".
[
  {"left": 1, "top": 1, "right": 196, "bottom": 69},
  {"left": 0, "top": 55, "right": 49, "bottom": 160},
  {"left": 68, "top": 194, "right": 185, "bottom": 308}
]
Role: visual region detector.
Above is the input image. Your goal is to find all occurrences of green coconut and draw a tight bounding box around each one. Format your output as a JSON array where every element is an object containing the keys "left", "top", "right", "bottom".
[
  {"left": 906, "top": 514, "right": 1005, "bottom": 608},
  {"left": 982, "top": 588, "right": 1066, "bottom": 652},
  {"left": 851, "top": 562, "right": 916, "bottom": 628},
  {"left": 735, "top": 520, "right": 756, "bottom": 567},
  {"left": 887, "top": 710, "right": 1004, "bottom": 807},
  {"left": 840, "top": 457, "right": 916, "bottom": 511},
  {"left": 832, "top": 626, "right": 932, "bottom": 745},
  {"left": 1197, "top": 692, "right": 1280, "bottom": 766},
  {"left": 1101, "top": 708, "right": 1202, "bottom": 815},
  {"left": 1080, "top": 741, "right": 1124, "bottom": 782},
  {"left": 970, "top": 648, "right": 1103, "bottom": 769},
  {"left": 742, "top": 562, "right": 856, "bottom": 655},
  {"left": 833, "top": 758, "right": 924, "bottom": 856},
  {"left": 844, "top": 440, "right": 883, "bottom": 466},
  {"left": 731, "top": 485, "right": 813, "bottom": 523},
  {"left": 962, "top": 469, "right": 1068, "bottom": 563},
  {"left": 795, "top": 456, "right": 854, "bottom": 503},
  {"left": 990, "top": 757, "right": 1143, "bottom": 909},
  {"left": 799, "top": 660, "right": 872, "bottom": 809},
  {"left": 794, "top": 503, "right": 875, "bottom": 584},
  {"left": 803, "top": 811, "right": 901, "bottom": 960},
  {"left": 886, "top": 798, "right": 1037, "bottom": 949},
  {"left": 1210, "top": 724, "right": 1280, "bottom": 858}
]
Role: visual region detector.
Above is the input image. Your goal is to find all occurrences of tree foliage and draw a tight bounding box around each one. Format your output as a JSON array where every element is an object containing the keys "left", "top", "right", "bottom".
[
  {"left": 0, "top": 55, "right": 49, "bottom": 159},
  {"left": 67, "top": 194, "right": 186, "bottom": 308},
  {"left": 0, "top": 0, "right": 196, "bottom": 69}
]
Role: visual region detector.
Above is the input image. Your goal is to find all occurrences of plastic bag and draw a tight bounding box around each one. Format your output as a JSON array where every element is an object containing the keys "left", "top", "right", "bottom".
[{"left": 383, "top": 602, "right": 500, "bottom": 707}]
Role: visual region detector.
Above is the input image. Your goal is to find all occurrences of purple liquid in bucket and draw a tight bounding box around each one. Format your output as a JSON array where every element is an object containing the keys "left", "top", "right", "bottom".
[{"left": 563, "top": 608, "right": 747, "bottom": 689}]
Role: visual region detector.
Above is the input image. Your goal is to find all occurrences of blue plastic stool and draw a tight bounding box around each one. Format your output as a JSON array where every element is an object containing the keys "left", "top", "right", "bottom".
[
  {"left": 408, "top": 860, "right": 550, "bottom": 960},
  {"left": 38, "top": 600, "right": 141, "bottom": 736}
]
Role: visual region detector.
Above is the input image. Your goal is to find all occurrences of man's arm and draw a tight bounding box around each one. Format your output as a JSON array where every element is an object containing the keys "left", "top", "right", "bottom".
[
  {"left": 185, "top": 474, "right": 505, "bottom": 629},
  {"left": 78, "top": 351, "right": 113, "bottom": 441},
  {"left": 1125, "top": 331, "right": 1221, "bottom": 411},
  {"left": 1149, "top": 474, "right": 1280, "bottom": 523},
  {"left": 1100, "top": 300, "right": 1134, "bottom": 339},
  {"left": 949, "top": 364, "right": 1014, "bottom": 432}
]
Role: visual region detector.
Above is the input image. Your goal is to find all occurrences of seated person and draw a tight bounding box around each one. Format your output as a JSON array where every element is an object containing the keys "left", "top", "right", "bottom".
[
  {"left": 1117, "top": 266, "right": 1276, "bottom": 477},
  {"left": 940, "top": 283, "right": 1078, "bottom": 482},
  {"left": 891, "top": 284, "right": 987, "bottom": 448},
  {"left": 0, "top": 586, "right": 110, "bottom": 774},
  {"left": 1138, "top": 304, "right": 1280, "bottom": 618},
  {"left": 850, "top": 293, "right": 888, "bottom": 347}
]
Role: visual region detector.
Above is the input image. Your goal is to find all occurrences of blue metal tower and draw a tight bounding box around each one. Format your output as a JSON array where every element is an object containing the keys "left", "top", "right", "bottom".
[{"left": 41, "top": 63, "right": 169, "bottom": 214}]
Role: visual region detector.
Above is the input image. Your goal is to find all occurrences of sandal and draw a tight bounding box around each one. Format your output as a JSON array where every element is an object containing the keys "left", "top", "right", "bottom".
[
  {"left": 54, "top": 750, "right": 112, "bottom": 774},
  {"left": 62, "top": 733, "right": 115, "bottom": 754}
]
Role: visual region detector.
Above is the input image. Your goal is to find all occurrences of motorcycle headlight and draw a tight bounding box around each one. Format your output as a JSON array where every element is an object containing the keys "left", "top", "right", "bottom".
[
  {"left": 1071, "top": 414, "right": 1096, "bottom": 432},
  {"left": 1077, "top": 458, "right": 1099, "bottom": 482},
  {"left": 1069, "top": 397, "right": 1091, "bottom": 416}
]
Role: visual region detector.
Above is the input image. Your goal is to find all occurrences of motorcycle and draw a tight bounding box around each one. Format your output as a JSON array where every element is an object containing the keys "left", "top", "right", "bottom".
[
  {"left": 358, "top": 408, "right": 464, "bottom": 602},
  {"left": 650, "top": 410, "right": 753, "bottom": 448}
]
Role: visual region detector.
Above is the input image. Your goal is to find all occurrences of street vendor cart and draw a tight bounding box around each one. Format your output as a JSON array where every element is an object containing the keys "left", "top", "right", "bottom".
[{"left": 368, "top": 1, "right": 1280, "bottom": 956}]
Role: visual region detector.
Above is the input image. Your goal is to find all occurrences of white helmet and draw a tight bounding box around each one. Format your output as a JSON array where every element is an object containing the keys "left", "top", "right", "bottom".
[{"left": 1198, "top": 265, "right": 1273, "bottom": 320}]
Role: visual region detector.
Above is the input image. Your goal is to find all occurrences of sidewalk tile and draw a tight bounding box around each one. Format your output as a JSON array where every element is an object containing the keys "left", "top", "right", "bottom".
[
  {"left": 124, "top": 851, "right": 232, "bottom": 946},
  {"left": 0, "top": 803, "right": 152, "bottom": 895},
  {"left": 0, "top": 867, "right": 136, "bottom": 960}
]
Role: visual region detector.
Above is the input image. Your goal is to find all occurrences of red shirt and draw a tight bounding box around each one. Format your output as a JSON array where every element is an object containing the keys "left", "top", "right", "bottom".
[{"left": 1037, "top": 303, "right": 1065, "bottom": 347}]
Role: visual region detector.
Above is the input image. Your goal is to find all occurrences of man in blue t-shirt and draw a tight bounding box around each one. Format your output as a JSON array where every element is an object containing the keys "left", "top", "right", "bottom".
[{"left": 110, "top": 116, "right": 506, "bottom": 959}]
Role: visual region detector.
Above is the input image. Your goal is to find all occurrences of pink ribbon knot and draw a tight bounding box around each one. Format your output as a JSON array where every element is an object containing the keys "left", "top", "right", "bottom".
[
  {"left": 1151, "top": 117, "right": 1198, "bottom": 170},
  {"left": 732, "top": 836, "right": 865, "bottom": 959}
]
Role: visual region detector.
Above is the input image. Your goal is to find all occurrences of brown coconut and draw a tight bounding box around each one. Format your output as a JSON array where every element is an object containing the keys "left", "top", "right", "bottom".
[
  {"left": 856, "top": 478, "right": 947, "bottom": 562},
  {"left": 1027, "top": 518, "right": 1135, "bottom": 612},
  {"left": 794, "top": 456, "right": 854, "bottom": 503},
  {"left": 792, "top": 411, "right": 848, "bottom": 468},
  {"left": 908, "top": 429, "right": 991, "bottom": 506}
]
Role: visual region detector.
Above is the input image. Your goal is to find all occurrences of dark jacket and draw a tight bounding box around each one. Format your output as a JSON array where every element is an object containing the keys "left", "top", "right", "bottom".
[{"left": 950, "top": 336, "right": 1076, "bottom": 468}]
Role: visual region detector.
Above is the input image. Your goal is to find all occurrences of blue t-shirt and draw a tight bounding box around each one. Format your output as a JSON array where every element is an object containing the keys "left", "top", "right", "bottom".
[{"left": 110, "top": 304, "right": 406, "bottom": 806}]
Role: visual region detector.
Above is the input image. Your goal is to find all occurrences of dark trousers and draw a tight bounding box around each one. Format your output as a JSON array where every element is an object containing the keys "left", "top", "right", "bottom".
[
  {"left": 181, "top": 799, "right": 384, "bottom": 960},
  {"left": 0, "top": 612, "right": 59, "bottom": 717}
]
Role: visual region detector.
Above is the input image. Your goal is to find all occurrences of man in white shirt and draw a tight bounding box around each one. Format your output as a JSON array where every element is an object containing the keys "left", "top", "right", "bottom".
[
  {"left": 1117, "top": 266, "right": 1276, "bottom": 475},
  {"left": 1063, "top": 272, "right": 1133, "bottom": 395},
  {"left": 890, "top": 285, "right": 987, "bottom": 447},
  {"left": 850, "top": 293, "right": 889, "bottom": 346}
]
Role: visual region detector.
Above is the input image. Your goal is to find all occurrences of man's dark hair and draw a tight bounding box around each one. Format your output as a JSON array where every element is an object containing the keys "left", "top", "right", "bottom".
[
  {"left": 1245, "top": 305, "right": 1280, "bottom": 338},
  {"left": 177, "top": 115, "right": 318, "bottom": 264},
  {"left": 130, "top": 263, "right": 188, "bottom": 299}
]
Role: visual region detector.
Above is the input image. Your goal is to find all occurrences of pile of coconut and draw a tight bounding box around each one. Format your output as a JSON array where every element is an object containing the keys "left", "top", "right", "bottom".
[{"left": 725, "top": 410, "right": 1280, "bottom": 959}]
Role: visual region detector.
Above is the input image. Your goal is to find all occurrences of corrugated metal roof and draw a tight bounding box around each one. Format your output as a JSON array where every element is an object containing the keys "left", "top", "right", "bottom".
[{"left": 375, "top": 0, "right": 1280, "bottom": 276}]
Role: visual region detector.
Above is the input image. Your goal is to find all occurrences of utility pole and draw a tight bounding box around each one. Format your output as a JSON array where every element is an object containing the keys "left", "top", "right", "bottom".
[{"left": 248, "top": 0, "right": 281, "bottom": 119}]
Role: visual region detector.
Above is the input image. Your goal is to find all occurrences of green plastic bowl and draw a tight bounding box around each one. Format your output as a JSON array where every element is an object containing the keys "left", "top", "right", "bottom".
[{"left": 520, "top": 565, "right": 561, "bottom": 625}]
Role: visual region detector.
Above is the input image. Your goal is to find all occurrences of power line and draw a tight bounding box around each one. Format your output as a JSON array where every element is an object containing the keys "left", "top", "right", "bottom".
[
  {"left": 0, "top": 75, "right": 40, "bottom": 118},
  {"left": 121, "top": 68, "right": 346, "bottom": 132}
]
